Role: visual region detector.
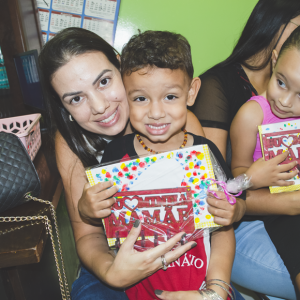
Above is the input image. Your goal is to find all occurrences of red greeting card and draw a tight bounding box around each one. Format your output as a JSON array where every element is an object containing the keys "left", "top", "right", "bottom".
[{"left": 259, "top": 120, "right": 300, "bottom": 193}]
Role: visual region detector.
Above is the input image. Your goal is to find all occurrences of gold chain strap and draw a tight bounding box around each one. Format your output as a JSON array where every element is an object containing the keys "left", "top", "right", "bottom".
[{"left": 0, "top": 195, "right": 70, "bottom": 300}]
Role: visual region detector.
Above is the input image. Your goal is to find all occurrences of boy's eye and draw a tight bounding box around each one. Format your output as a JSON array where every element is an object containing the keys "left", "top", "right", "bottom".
[
  {"left": 70, "top": 95, "right": 84, "bottom": 104},
  {"left": 277, "top": 79, "right": 286, "bottom": 88},
  {"left": 134, "top": 96, "right": 147, "bottom": 102},
  {"left": 165, "top": 95, "right": 177, "bottom": 100},
  {"left": 99, "top": 78, "right": 110, "bottom": 87}
]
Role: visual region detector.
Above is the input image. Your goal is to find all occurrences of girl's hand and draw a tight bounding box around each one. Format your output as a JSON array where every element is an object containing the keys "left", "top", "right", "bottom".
[
  {"left": 154, "top": 290, "right": 201, "bottom": 300},
  {"left": 246, "top": 152, "right": 298, "bottom": 189},
  {"left": 103, "top": 220, "right": 197, "bottom": 288},
  {"left": 207, "top": 191, "right": 246, "bottom": 225},
  {"left": 78, "top": 180, "right": 118, "bottom": 224}
]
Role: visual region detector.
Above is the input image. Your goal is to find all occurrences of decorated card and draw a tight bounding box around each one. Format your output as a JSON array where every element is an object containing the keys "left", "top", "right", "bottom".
[
  {"left": 259, "top": 119, "right": 300, "bottom": 193},
  {"left": 86, "top": 145, "right": 220, "bottom": 250}
]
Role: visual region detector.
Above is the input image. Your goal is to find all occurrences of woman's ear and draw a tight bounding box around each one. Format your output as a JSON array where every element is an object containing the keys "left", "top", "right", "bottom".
[
  {"left": 187, "top": 77, "right": 201, "bottom": 106},
  {"left": 117, "top": 54, "right": 121, "bottom": 63},
  {"left": 271, "top": 49, "right": 278, "bottom": 72}
]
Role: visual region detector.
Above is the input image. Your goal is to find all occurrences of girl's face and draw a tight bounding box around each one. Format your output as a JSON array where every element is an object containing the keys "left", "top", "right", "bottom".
[
  {"left": 267, "top": 47, "right": 300, "bottom": 118},
  {"left": 51, "top": 52, "right": 129, "bottom": 136}
]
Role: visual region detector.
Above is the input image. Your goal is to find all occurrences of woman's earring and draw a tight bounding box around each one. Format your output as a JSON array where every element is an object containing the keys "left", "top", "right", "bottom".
[{"left": 69, "top": 115, "right": 74, "bottom": 122}]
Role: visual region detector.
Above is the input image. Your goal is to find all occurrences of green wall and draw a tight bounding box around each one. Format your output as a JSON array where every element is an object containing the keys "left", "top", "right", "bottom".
[{"left": 115, "top": 0, "right": 258, "bottom": 77}]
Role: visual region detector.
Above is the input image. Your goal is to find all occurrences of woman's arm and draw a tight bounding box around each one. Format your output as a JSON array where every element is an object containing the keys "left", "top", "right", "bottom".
[
  {"left": 155, "top": 226, "right": 235, "bottom": 300},
  {"left": 202, "top": 128, "right": 227, "bottom": 159},
  {"left": 55, "top": 131, "right": 196, "bottom": 288},
  {"left": 186, "top": 110, "right": 205, "bottom": 137},
  {"left": 206, "top": 226, "right": 235, "bottom": 299}
]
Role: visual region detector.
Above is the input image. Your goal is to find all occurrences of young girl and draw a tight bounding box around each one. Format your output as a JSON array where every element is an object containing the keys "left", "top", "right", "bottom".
[
  {"left": 101, "top": 31, "right": 243, "bottom": 300},
  {"left": 231, "top": 26, "right": 300, "bottom": 295}
]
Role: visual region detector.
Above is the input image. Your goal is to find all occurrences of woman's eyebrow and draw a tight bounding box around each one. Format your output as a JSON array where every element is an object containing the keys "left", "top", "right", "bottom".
[
  {"left": 62, "top": 91, "right": 82, "bottom": 100},
  {"left": 92, "top": 69, "right": 112, "bottom": 85}
]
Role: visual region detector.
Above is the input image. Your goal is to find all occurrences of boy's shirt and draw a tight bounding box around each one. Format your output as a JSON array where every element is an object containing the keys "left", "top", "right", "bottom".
[{"left": 101, "top": 133, "right": 242, "bottom": 300}]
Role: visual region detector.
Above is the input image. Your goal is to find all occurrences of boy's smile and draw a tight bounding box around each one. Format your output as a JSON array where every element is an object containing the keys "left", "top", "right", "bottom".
[{"left": 123, "top": 66, "right": 200, "bottom": 153}]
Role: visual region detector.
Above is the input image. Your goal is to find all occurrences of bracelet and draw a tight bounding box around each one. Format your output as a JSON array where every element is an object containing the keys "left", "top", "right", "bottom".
[
  {"left": 198, "top": 290, "right": 210, "bottom": 300},
  {"left": 206, "top": 279, "right": 235, "bottom": 300},
  {"left": 206, "top": 283, "right": 233, "bottom": 300},
  {"left": 206, "top": 289, "right": 224, "bottom": 300}
]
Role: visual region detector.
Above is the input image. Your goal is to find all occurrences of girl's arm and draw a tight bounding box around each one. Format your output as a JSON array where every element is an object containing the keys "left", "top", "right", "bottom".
[
  {"left": 231, "top": 101, "right": 298, "bottom": 189},
  {"left": 55, "top": 131, "right": 196, "bottom": 288},
  {"left": 230, "top": 100, "right": 263, "bottom": 179}
]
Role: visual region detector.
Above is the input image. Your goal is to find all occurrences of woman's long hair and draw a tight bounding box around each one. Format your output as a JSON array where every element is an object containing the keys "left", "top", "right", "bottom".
[
  {"left": 39, "top": 28, "right": 120, "bottom": 167},
  {"left": 220, "top": 0, "right": 300, "bottom": 70}
]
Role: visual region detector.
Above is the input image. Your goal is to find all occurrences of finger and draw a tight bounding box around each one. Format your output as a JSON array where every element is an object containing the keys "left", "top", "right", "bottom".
[
  {"left": 272, "top": 151, "right": 289, "bottom": 164},
  {"left": 155, "top": 290, "right": 180, "bottom": 300},
  {"left": 276, "top": 180, "right": 295, "bottom": 186},
  {"left": 207, "top": 196, "right": 233, "bottom": 210},
  {"left": 277, "top": 161, "right": 298, "bottom": 172},
  {"left": 147, "top": 231, "right": 188, "bottom": 260},
  {"left": 207, "top": 206, "right": 232, "bottom": 224},
  {"left": 278, "top": 170, "right": 298, "bottom": 180},
  {"left": 120, "top": 219, "right": 141, "bottom": 252},
  {"left": 97, "top": 184, "right": 118, "bottom": 201},
  {"left": 207, "top": 191, "right": 226, "bottom": 200},
  {"left": 163, "top": 241, "right": 197, "bottom": 267},
  {"left": 213, "top": 215, "right": 231, "bottom": 226},
  {"left": 87, "top": 180, "right": 114, "bottom": 193}
]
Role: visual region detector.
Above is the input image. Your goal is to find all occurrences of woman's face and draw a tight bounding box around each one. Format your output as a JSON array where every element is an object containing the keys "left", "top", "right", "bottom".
[
  {"left": 51, "top": 51, "right": 129, "bottom": 136},
  {"left": 274, "top": 16, "right": 300, "bottom": 53}
]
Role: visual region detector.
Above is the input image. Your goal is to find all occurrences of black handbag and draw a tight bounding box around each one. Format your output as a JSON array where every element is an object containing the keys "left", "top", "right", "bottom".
[
  {"left": 0, "top": 131, "right": 41, "bottom": 213},
  {"left": 0, "top": 131, "right": 70, "bottom": 299}
]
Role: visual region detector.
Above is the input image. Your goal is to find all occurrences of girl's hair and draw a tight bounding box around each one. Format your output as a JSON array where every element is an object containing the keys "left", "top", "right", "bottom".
[
  {"left": 220, "top": 0, "right": 300, "bottom": 70},
  {"left": 278, "top": 26, "right": 300, "bottom": 60},
  {"left": 39, "top": 27, "right": 120, "bottom": 167}
]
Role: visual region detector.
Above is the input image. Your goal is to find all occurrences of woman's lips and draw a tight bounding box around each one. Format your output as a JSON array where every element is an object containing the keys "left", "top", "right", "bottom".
[
  {"left": 95, "top": 107, "right": 120, "bottom": 127},
  {"left": 145, "top": 123, "right": 170, "bottom": 135}
]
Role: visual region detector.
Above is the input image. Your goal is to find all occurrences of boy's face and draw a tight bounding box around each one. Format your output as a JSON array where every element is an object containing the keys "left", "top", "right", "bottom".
[{"left": 123, "top": 67, "right": 197, "bottom": 144}]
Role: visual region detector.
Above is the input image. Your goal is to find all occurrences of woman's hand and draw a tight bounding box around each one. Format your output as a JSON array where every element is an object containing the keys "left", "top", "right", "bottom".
[
  {"left": 246, "top": 151, "right": 298, "bottom": 189},
  {"left": 207, "top": 191, "right": 246, "bottom": 225},
  {"left": 103, "top": 220, "right": 197, "bottom": 288},
  {"left": 78, "top": 180, "right": 118, "bottom": 224},
  {"left": 154, "top": 290, "right": 201, "bottom": 300}
]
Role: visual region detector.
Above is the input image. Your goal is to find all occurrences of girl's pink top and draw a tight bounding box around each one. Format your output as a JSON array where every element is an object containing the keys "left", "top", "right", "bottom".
[{"left": 247, "top": 95, "right": 297, "bottom": 162}]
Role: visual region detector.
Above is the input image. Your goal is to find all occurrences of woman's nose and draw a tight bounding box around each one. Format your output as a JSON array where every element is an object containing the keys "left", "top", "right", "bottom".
[
  {"left": 89, "top": 93, "right": 110, "bottom": 114},
  {"left": 148, "top": 101, "right": 166, "bottom": 120}
]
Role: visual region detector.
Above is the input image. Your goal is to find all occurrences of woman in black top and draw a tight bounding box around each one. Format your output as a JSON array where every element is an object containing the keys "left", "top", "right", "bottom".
[{"left": 192, "top": 0, "right": 300, "bottom": 298}]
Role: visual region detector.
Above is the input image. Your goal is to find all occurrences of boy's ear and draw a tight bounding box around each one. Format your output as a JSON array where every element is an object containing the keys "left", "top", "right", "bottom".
[
  {"left": 187, "top": 77, "right": 201, "bottom": 106},
  {"left": 271, "top": 49, "right": 278, "bottom": 72}
]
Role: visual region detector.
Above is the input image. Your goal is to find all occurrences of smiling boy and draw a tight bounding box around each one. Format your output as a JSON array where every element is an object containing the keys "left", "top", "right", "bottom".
[{"left": 101, "top": 31, "right": 241, "bottom": 300}]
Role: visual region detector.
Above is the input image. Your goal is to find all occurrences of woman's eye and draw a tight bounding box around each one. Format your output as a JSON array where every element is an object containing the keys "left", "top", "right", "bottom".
[
  {"left": 165, "top": 95, "right": 177, "bottom": 100},
  {"left": 277, "top": 79, "right": 286, "bottom": 88},
  {"left": 134, "top": 96, "right": 147, "bottom": 102},
  {"left": 99, "top": 78, "right": 110, "bottom": 87},
  {"left": 70, "top": 96, "right": 83, "bottom": 104}
]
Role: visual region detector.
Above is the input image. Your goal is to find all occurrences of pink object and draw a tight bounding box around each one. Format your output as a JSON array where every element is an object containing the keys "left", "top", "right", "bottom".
[{"left": 0, "top": 113, "right": 42, "bottom": 160}]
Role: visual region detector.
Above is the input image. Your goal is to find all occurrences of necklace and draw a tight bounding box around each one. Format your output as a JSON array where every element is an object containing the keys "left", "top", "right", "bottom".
[{"left": 136, "top": 129, "right": 188, "bottom": 154}]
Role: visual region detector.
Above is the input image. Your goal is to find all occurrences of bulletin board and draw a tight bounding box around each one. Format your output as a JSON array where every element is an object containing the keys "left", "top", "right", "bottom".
[{"left": 36, "top": 0, "right": 121, "bottom": 45}]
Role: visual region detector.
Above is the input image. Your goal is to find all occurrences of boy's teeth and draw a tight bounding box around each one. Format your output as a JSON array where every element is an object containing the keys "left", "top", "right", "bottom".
[
  {"left": 148, "top": 124, "right": 167, "bottom": 129},
  {"left": 100, "top": 110, "right": 117, "bottom": 123}
]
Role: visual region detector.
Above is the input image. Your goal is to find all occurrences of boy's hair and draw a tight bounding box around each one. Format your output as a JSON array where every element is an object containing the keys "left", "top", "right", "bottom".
[
  {"left": 121, "top": 30, "right": 194, "bottom": 79},
  {"left": 278, "top": 26, "right": 300, "bottom": 60}
]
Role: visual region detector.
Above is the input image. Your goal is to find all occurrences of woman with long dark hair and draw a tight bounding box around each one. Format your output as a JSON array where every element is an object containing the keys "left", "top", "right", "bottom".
[
  {"left": 39, "top": 27, "right": 236, "bottom": 299},
  {"left": 192, "top": 0, "right": 300, "bottom": 298}
]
